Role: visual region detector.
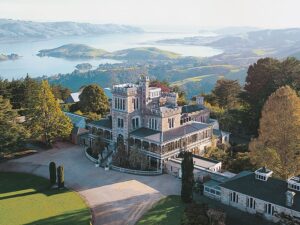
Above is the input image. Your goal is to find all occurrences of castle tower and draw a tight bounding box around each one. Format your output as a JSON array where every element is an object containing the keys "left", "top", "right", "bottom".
[{"left": 140, "top": 75, "right": 150, "bottom": 109}]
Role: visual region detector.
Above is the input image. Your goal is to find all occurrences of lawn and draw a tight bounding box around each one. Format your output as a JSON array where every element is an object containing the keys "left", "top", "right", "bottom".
[
  {"left": 137, "top": 195, "right": 186, "bottom": 225},
  {"left": 0, "top": 172, "right": 90, "bottom": 225}
]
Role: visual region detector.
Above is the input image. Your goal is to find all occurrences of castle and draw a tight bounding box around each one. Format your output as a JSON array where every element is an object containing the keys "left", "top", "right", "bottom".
[{"left": 85, "top": 76, "right": 229, "bottom": 170}]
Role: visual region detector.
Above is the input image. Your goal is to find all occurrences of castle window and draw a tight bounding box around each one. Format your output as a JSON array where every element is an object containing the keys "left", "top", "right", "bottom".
[
  {"left": 230, "top": 192, "right": 239, "bottom": 203},
  {"left": 132, "top": 117, "right": 139, "bottom": 129},
  {"left": 168, "top": 118, "right": 175, "bottom": 129},
  {"left": 149, "top": 118, "right": 158, "bottom": 130},
  {"left": 265, "top": 203, "right": 274, "bottom": 215},
  {"left": 122, "top": 99, "right": 125, "bottom": 110},
  {"left": 247, "top": 197, "right": 256, "bottom": 209},
  {"left": 118, "top": 118, "right": 124, "bottom": 128},
  {"left": 133, "top": 98, "right": 139, "bottom": 110}
]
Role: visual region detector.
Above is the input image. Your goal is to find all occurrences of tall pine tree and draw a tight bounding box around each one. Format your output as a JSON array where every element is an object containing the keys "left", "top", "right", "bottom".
[
  {"left": 27, "top": 80, "right": 73, "bottom": 146},
  {"left": 249, "top": 86, "right": 300, "bottom": 179},
  {"left": 181, "top": 151, "right": 194, "bottom": 203}
]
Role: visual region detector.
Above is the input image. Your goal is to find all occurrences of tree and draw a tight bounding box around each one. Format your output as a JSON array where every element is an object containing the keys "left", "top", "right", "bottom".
[
  {"left": 27, "top": 80, "right": 73, "bottom": 146},
  {"left": 23, "top": 75, "right": 39, "bottom": 114},
  {"left": 79, "top": 84, "right": 109, "bottom": 116},
  {"left": 92, "top": 138, "right": 106, "bottom": 159},
  {"left": 51, "top": 84, "right": 71, "bottom": 101},
  {"left": 128, "top": 145, "right": 148, "bottom": 170},
  {"left": 212, "top": 79, "right": 241, "bottom": 109},
  {"left": 57, "top": 165, "right": 64, "bottom": 188},
  {"left": 49, "top": 162, "right": 56, "bottom": 185},
  {"left": 243, "top": 57, "right": 300, "bottom": 134},
  {"left": 249, "top": 86, "right": 300, "bottom": 179},
  {"left": 0, "top": 96, "right": 27, "bottom": 152},
  {"left": 181, "top": 151, "right": 194, "bottom": 203},
  {"left": 112, "top": 137, "right": 129, "bottom": 167}
]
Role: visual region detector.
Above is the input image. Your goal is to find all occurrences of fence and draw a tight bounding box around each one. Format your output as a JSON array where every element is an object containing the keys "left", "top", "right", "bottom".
[{"left": 110, "top": 165, "right": 162, "bottom": 176}]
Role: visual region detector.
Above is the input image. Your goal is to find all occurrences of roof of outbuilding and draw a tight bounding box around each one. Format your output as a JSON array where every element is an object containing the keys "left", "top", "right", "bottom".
[
  {"left": 220, "top": 172, "right": 300, "bottom": 212},
  {"left": 213, "top": 129, "right": 230, "bottom": 137},
  {"left": 64, "top": 112, "right": 86, "bottom": 128},
  {"left": 89, "top": 118, "right": 112, "bottom": 129},
  {"left": 70, "top": 92, "right": 80, "bottom": 102}
]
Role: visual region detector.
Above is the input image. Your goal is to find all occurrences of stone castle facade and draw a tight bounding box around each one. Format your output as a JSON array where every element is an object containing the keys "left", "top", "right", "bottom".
[{"left": 85, "top": 76, "right": 229, "bottom": 170}]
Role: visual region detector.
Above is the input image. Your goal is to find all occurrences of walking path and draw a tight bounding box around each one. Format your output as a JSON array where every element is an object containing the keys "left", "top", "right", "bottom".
[{"left": 0, "top": 143, "right": 180, "bottom": 225}]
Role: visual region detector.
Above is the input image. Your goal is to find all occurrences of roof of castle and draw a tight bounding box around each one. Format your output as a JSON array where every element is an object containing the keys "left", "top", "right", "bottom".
[
  {"left": 182, "top": 104, "right": 206, "bottom": 114},
  {"left": 220, "top": 172, "right": 300, "bottom": 212},
  {"left": 130, "top": 122, "right": 210, "bottom": 143}
]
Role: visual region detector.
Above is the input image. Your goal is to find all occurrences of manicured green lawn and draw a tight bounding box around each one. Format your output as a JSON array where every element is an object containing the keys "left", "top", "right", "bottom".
[
  {"left": 137, "top": 195, "right": 186, "bottom": 225},
  {"left": 0, "top": 172, "right": 90, "bottom": 225}
]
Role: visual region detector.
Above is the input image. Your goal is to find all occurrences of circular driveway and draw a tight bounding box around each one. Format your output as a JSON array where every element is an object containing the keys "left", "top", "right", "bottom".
[{"left": 0, "top": 143, "right": 181, "bottom": 225}]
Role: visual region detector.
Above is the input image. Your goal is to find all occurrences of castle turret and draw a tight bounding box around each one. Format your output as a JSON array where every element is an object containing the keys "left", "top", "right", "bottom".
[{"left": 140, "top": 75, "right": 150, "bottom": 107}]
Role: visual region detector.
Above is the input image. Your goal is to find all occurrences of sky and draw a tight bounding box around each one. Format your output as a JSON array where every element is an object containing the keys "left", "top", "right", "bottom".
[{"left": 0, "top": 0, "right": 300, "bottom": 29}]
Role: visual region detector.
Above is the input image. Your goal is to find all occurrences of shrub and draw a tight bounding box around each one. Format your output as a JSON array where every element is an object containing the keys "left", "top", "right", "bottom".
[
  {"left": 49, "top": 162, "right": 56, "bottom": 185},
  {"left": 181, "top": 203, "right": 209, "bottom": 225},
  {"left": 57, "top": 166, "right": 64, "bottom": 188}
]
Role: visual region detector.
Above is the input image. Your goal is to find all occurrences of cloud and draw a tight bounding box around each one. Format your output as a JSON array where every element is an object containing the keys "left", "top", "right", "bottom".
[{"left": 0, "top": 0, "right": 299, "bottom": 28}]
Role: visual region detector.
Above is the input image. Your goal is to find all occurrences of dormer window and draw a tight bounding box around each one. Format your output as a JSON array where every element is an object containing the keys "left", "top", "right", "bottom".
[
  {"left": 287, "top": 176, "right": 300, "bottom": 192},
  {"left": 255, "top": 167, "right": 273, "bottom": 181}
]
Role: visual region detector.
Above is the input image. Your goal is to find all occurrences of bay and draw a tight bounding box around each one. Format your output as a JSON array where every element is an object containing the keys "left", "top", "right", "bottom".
[{"left": 0, "top": 32, "right": 222, "bottom": 80}]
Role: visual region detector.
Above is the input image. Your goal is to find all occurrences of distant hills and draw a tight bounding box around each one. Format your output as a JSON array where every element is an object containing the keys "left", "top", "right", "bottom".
[
  {"left": 0, "top": 19, "right": 143, "bottom": 42},
  {"left": 157, "top": 28, "right": 300, "bottom": 59},
  {"left": 37, "top": 44, "right": 181, "bottom": 61}
]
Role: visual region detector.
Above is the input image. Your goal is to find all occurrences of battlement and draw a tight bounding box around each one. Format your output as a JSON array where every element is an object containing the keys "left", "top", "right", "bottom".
[{"left": 112, "top": 83, "right": 138, "bottom": 96}]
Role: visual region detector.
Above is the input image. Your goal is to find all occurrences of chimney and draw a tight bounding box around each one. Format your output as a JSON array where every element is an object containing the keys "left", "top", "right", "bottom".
[
  {"left": 286, "top": 191, "right": 296, "bottom": 207},
  {"left": 254, "top": 167, "right": 273, "bottom": 181},
  {"left": 287, "top": 175, "right": 300, "bottom": 192}
]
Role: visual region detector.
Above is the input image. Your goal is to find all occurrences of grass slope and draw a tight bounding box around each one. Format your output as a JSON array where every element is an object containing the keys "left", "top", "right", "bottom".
[
  {"left": 137, "top": 195, "right": 186, "bottom": 225},
  {"left": 37, "top": 44, "right": 181, "bottom": 60},
  {"left": 0, "top": 172, "right": 90, "bottom": 225},
  {"left": 111, "top": 47, "right": 181, "bottom": 60}
]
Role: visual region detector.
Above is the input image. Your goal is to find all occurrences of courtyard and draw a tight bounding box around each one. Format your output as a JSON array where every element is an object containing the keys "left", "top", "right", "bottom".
[{"left": 0, "top": 143, "right": 180, "bottom": 225}]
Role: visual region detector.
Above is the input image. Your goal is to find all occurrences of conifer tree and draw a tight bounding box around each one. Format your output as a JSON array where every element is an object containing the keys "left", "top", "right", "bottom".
[
  {"left": 27, "top": 80, "right": 73, "bottom": 146},
  {"left": 0, "top": 96, "right": 27, "bottom": 152},
  {"left": 249, "top": 86, "right": 300, "bottom": 179},
  {"left": 181, "top": 151, "right": 194, "bottom": 203}
]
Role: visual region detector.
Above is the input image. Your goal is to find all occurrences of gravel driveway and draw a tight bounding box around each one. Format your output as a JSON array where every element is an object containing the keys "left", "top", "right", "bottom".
[{"left": 0, "top": 143, "right": 181, "bottom": 225}]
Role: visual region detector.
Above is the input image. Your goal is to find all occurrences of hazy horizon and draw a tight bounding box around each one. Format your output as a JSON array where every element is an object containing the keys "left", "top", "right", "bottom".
[{"left": 1, "top": 0, "right": 300, "bottom": 30}]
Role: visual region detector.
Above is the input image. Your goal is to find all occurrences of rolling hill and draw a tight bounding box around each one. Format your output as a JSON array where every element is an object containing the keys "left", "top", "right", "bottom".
[
  {"left": 0, "top": 19, "right": 143, "bottom": 42},
  {"left": 37, "top": 44, "right": 182, "bottom": 61}
]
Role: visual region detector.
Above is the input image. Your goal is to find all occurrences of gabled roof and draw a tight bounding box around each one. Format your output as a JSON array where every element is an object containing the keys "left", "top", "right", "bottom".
[
  {"left": 220, "top": 172, "right": 300, "bottom": 212},
  {"left": 89, "top": 118, "right": 112, "bottom": 130},
  {"left": 64, "top": 112, "right": 86, "bottom": 128},
  {"left": 69, "top": 92, "right": 80, "bottom": 102}
]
